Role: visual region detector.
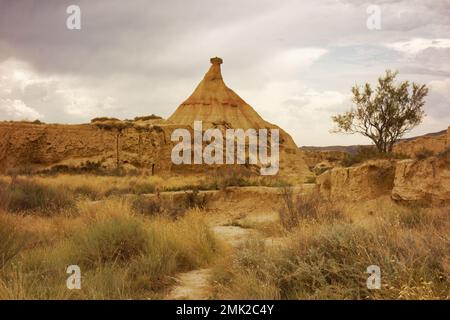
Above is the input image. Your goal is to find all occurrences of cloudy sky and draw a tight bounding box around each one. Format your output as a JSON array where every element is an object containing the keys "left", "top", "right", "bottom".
[{"left": 0, "top": 0, "right": 449, "bottom": 146}]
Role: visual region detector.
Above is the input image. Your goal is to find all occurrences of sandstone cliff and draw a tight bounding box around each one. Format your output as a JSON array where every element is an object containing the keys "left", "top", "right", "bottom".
[
  {"left": 0, "top": 121, "right": 177, "bottom": 174},
  {"left": 393, "top": 126, "right": 449, "bottom": 157},
  {"left": 316, "top": 160, "right": 395, "bottom": 202},
  {"left": 316, "top": 153, "right": 450, "bottom": 205},
  {"left": 0, "top": 58, "right": 313, "bottom": 181},
  {"left": 392, "top": 155, "right": 450, "bottom": 204}
]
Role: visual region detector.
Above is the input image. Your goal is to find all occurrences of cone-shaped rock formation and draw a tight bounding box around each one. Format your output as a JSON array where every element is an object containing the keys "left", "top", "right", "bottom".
[
  {"left": 168, "top": 57, "right": 313, "bottom": 180},
  {"left": 169, "top": 57, "right": 276, "bottom": 131}
]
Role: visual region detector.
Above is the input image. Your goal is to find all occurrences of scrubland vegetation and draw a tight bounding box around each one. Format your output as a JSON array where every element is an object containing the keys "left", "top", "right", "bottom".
[
  {"left": 212, "top": 191, "right": 450, "bottom": 300},
  {"left": 341, "top": 146, "right": 408, "bottom": 167},
  {"left": 0, "top": 195, "right": 222, "bottom": 299},
  {"left": 0, "top": 173, "right": 448, "bottom": 300}
]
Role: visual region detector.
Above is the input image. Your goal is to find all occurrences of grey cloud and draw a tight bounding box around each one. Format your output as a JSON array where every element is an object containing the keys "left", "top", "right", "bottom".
[{"left": 0, "top": 0, "right": 449, "bottom": 145}]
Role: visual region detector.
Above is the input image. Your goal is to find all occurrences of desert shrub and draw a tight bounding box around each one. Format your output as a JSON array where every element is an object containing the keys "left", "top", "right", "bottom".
[
  {"left": 212, "top": 238, "right": 282, "bottom": 299},
  {"left": 437, "top": 148, "right": 450, "bottom": 159},
  {"left": 305, "top": 176, "right": 317, "bottom": 183},
  {"left": 0, "top": 179, "right": 75, "bottom": 214},
  {"left": 131, "top": 189, "right": 209, "bottom": 218},
  {"left": 0, "top": 214, "right": 27, "bottom": 269},
  {"left": 90, "top": 117, "right": 120, "bottom": 123},
  {"left": 399, "top": 208, "right": 428, "bottom": 228},
  {"left": 278, "top": 187, "right": 298, "bottom": 230},
  {"left": 39, "top": 161, "right": 104, "bottom": 176},
  {"left": 0, "top": 202, "right": 222, "bottom": 299},
  {"left": 210, "top": 166, "right": 289, "bottom": 189},
  {"left": 183, "top": 189, "right": 209, "bottom": 209},
  {"left": 278, "top": 188, "right": 340, "bottom": 230},
  {"left": 415, "top": 148, "right": 435, "bottom": 160},
  {"left": 131, "top": 196, "right": 183, "bottom": 218},
  {"left": 132, "top": 182, "right": 156, "bottom": 195},
  {"left": 73, "top": 185, "right": 101, "bottom": 200},
  {"left": 398, "top": 208, "right": 449, "bottom": 229},
  {"left": 70, "top": 215, "right": 148, "bottom": 267},
  {"left": 6, "top": 165, "right": 35, "bottom": 176},
  {"left": 342, "top": 146, "right": 408, "bottom": 167},
  {"left": 104, "top": 181, "right": 155, "bottom": 197},
  {"left": 167, "top": 210, "right": 221, "bottom": 269},
  {"left": 322, "top": 177, "right": 332, "bottom": 190},
  {"left": 212, "top": 166, "right": 253, "bottom": 189},
  {"left": 214, "top": 213, "right": 450, "bottom": 300},
  {"left": 134, "top": 114, "right": 162, "bottom": 121}
]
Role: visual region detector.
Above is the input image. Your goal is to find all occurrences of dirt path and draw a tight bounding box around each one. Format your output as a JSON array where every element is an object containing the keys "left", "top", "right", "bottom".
[
  {"left": 165, "top": 222, "right": 256, "bottom": 300},
  {"left": 211, "top": 225, "right": 258, "bottom": 247},
  {"left": 165, "top": 268, "right": 213, "bottom": 300},
  {"left": 164, "top": 190, "right": 288, "bottom": 300}
]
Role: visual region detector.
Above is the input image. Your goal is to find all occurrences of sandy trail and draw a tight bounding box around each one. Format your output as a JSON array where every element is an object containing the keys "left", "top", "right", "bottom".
[
  {"left": 165, "top": 268, "right": 213, "bottom": 300},
  {"left": 165, "top": 219, "right": 261, "bottom": 300},
  {"left": 165, "top": 193, "right": 284, "bottom": 300}
]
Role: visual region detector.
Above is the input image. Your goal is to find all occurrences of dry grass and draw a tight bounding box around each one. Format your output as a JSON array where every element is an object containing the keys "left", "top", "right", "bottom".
[
  {"left": 0, "top": 178, "right": 75, "bottom": 214},
  {"left": 1, "top": 173, "right": 448, "bottom": 300},
  {"left": 213, "top": 204, "right": 450, "bottom": 300},
  {"left": 278, "top": 187, "right": 344, "bottom": 230},
  {"left": 0, "top": 197, "right": 222, "bottom": 299},
  {"left": 0, "top": 171, "right": 287, "bottom": 201}
]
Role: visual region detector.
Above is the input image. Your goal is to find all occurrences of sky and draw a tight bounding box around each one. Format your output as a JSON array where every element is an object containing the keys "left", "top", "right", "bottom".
[{"left": 0, "top": 0, "right": 449, "bottom": 146}]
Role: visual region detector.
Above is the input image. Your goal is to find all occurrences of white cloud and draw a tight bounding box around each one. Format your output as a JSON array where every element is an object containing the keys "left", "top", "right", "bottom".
[
  {"left": 0, "top": 98, "right": 42, "bottom": 120},
  {"left": 385, "top": 38, "right": 450, "bottom": 55},
  {"left": 0, "top": 59, "right": 123, "bottom": 123},
  {"left": 265, "top": 48, "right": 328, "bottom": 79}
]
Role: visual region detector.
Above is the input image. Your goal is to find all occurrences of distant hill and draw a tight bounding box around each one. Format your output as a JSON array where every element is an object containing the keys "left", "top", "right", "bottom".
[{"left": 300, "top": 129, "right": 448, "bottom": 155}]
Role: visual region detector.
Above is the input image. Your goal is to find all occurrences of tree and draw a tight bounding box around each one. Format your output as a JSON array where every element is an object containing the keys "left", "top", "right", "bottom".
[{"left": 332, "top": 70, "right": 428, "bottom": 153}]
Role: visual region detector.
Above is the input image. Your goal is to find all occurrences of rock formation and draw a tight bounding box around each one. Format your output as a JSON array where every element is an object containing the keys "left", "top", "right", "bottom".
[
  {"left": 0, "top": 57, "right": 312, "bottom": 180},
  {"left": 0, "top": 121, "right": 177, "bottom": 174},
  {"left": 168, "top": 57, "right": 312, "bottom": 180},
  {"left": 393, "top": 127, "right": 449, "bottom": 157},
  {"left": 392, "top": 155, "right": 450, "bottom": 205},
  {"left": 316, "top": 160, "right": 395, "bottom": 201}
]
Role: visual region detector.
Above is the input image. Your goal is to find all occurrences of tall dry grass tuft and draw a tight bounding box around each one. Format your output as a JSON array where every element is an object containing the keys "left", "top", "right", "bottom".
[
  {"left": 0, "top": 198, "right": 222, "bottom": 299},
  {"left": 0, "top": 178, "right": 75, "bottom": 214},
  {"left": 131, "top": 189, "right": 210, "bottom": 218},
  {"left": 0, "top": 213, "right": 27, "bottom": 269},
  {"left": 71, "top": 215, "right": 149, "bottom": 267},
  {"left": 214, "top": 207, "right": 450, "bottom": 300},
  {"left": 278, "top": 187, "right": 343, "bottom": 230}
]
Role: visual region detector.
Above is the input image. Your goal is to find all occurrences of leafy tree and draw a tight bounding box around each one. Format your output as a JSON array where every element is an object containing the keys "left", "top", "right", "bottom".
[{"left": 332, "top": 70, "right": 428, "bottom": 153}]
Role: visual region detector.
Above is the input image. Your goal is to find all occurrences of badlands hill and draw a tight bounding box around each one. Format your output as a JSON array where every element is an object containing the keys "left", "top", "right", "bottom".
[
  {"left": 0, "top": 57, "right": 312, "bottom": 181},
  {"left": 301, "top": 128, "right": 449, "bottom": 156}
]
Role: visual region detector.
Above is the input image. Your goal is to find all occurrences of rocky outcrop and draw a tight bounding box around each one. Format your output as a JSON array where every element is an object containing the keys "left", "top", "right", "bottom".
[
  {"left": 392, "top": 155, "right": 450, "bottom": 204},
  {"left": 393, "top": 126, "right": 449, "bottom": 157},
  {"left": 312, "top": 160, "right": 334, "bottom": 175},
  {"left": 168, "top": 57, "right": 312, "bottom": 181},
  {"left": 316, "top": 160, "right": 395, "bottom": 201},
  {"left": 302, "top": 150, "right": 348, "bottom": 170},
  {"left": 0, "top": 121, "right": 178, "bottom": 174},
  {"left": 0, "top": 57, "right": 313, "bottom": 180}
]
